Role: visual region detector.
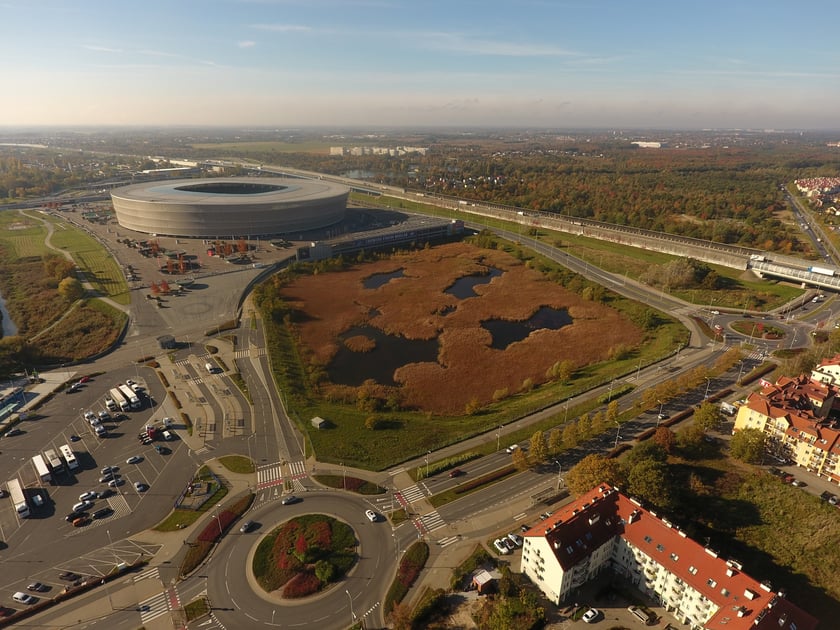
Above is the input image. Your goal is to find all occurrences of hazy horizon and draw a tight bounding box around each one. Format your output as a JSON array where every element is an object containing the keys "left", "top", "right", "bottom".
[{"left": 3, "top": 1, "right": 839, "bottom": 130}]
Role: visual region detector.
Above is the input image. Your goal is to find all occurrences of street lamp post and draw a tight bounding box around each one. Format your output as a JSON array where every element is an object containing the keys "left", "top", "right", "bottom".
[
  {"left": 657, "top": 400, "right": 664, "bottom": 427},
  {"left": 346, "top": 589, "right": 356, "bottom": 625},
  {"left": 496, "top": 425, "right": 502, "bottom": 452},
  {"left": 704, "top": 377, "right": 712, "bottom": 400},
  {"left": 614, "top": 423, "right": 621, "bottom": 450},
  {"left": 425, "top": 450, "right": 431, "bottom": 478},
  {"left": 554, "top": 460, "right": 563, "bottom": 489}
]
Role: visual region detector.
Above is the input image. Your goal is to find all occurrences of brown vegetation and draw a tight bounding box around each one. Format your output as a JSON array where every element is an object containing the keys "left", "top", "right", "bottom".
[{"left": 280, "top": 242, "right": 642, "bottom": 414}]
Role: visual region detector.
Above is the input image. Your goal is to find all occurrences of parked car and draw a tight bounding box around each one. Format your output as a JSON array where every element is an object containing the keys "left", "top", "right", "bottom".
[
  {"left": 78, "top": 376, "right": 92, "bottom": 383},
  {"left": 493, "top": 538, "right": 511, "bottom": 555},
  {"left": 126, "top": 455, "right": 142, "bottom": 464},
  {"left": 69, "top": 434, "right": 81, "bottom": 442},
  {"left": 65, "top": 511, "right": 87, "bottom": 523},
  {"left": 134, "top": 482, "right": 148, "bottom": 492},
  {"left": 3, "top": 427, "right": 22, "bottom": 437},
  {"left": 507, "top": 533, "right": 524, "bottom": 547},
  {"left": 791, "top": 479, "right": 806, "bottom": 487},
  {"left": 98, "top": 411, "right": 110, "bottom": 421},
  {"left": 99, "top": 474, "right": 119, "bottom": 483},
  {"left": 100, "top": 465, "right": 118, "bottom": 475},
  {"left": 59, "top": 572, "right": 81, "bottom": 581},
  {"left": 582, "top": 608, "right": 600, "bottom": 623},
  {"left": 108, "top": 478, "right": 125, "bottom": 487},
  {"left": 12, "top": 592, "right": 37, "bottom": 605},
  {"left": 72, "top": 516, "right": 89, "bottom": 527},
  {"left": 27, "top": 582, "right": 47, "bottom": 592},
  {"left": 92, "top": 507, "right": 113, "bottom": 519},
  {"left": 78, "top": 491, "right": 97, "bottom": 502}
]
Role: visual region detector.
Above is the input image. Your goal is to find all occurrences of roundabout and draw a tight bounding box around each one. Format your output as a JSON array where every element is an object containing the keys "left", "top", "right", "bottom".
[{"left": 206, "top": 492, "right": 395, "bottom": 629}]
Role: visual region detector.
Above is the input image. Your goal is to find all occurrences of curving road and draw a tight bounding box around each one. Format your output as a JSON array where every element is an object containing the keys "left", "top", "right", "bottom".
[{"left": 204, "top": 492, "right": 396, "bottom": 629}]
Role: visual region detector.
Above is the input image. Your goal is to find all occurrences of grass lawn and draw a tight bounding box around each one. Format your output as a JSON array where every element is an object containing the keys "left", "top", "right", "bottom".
[{"left": 218, "top": 455, "right": 255, "bottom": 474}]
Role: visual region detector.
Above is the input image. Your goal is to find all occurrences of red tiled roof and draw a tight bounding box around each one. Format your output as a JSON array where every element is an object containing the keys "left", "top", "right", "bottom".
[{"left": 524, "top": 485, "right": 819, "bottom": 630}]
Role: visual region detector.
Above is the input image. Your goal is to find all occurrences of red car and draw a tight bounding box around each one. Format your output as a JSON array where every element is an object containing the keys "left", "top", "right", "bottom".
[
  {"left": 449, "top": 469, "right": 465, "bottom": 478},
  {"left": 78, "top": 376, "right": 92, "bottom": 384}
]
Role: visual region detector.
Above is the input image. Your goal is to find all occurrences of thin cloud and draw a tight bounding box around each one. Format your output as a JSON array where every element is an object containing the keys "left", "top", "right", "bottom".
[
  {"left": 250, "top": 23, "right": 312, "bottom": 33},
  {"left": 421, "top": 32, "right": 580, "bottom": 57},
  {"left": 238, "top": 40, "right": 257, "bottom": 48},
  {"left": 83, "top": 45, "right": 123, "bottom": 53}
]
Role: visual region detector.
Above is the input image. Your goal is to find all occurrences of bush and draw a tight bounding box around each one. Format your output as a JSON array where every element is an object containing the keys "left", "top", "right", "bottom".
[
  {"left": 384, "top": 541, "right": 429, "bottom": 613},
  {"left": 158, "top": 370, "right": 170, "bottom": 388},
  {"left": 284, "top": 572, "right": 321, "bottom": 598},
  {"left": 168, "top": 390, "right": 182, "bottom": 409}
]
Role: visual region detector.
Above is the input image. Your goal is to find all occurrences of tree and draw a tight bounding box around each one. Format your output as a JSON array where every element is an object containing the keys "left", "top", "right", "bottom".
[
  {"left": 730, "top": 428, "right": 766, "bottom": 463},
  {"left": 565, "top": 454, "right": 624, "bottom": 497},
  {"left": 314, "top": 560, "right": 334, "bottom": 583},
  {"left": 562, "top": 422, "right": 579, "bottom": 449},
  {"left": 653, "top": 427, "right": 677, "bottom": 454},
  {"left": 547, "top": 428, "right": 563, "bottom": 455},
  {"left": 606, "top": 400, "right": 619, "bottom": 424},
  {"left": 627, "top": 459, "right": 675, "bottom": 509},
  {"left": 364, "top": 415, "right": 381, "bottom": 430},
  {"left": 577, "top": 413, "right": 592, "bottom": 441},
  {"left": 57, "top": 277, "right": 84, "bottom": 302},
  {"left": 694, "top": 401, "right": 722, "bottom": 432},
  {"left": 511, "top": 448, "right": 529, "bottom": 471},
  {"left": 387, "top": 601, "right": 413, "bottom": 630},
  {"left": 528, "top": 430, "right": 547, "bottom": 465},
  {"left": 625, "top": 439, "right": 667, "bottom": 467}
]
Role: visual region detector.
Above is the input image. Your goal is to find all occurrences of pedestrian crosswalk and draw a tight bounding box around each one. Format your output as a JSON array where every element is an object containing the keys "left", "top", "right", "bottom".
[
  {"left": 416, "top": 510, "right": 446, "bottom": 534},
  {"left": 138, "top": 591, "right": 170, "bottom": 624},
  {"left": 234, "top": 347, "right": 266, "bottom": 359},
  {"left": 396, "top": 484, "right": 426, "bottom": 504},
  {"left": 287, "top": 460, "right": 306, "bottom": 479},
  {"left": 134, "top": 566, "right": 160, "bottom": 582},
  {"left": 438, "top": 535, "right": 460, "bottom": 548},
  {"left": 257, "top": 463, "right": 283, "bottom": 489}
]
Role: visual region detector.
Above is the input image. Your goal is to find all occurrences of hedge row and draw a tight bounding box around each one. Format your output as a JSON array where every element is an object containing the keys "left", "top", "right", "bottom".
[
  {"left": 383, "top": 541, "right": 429, "bottom": 614},
  {"left": 453, "top": 465, "right": 516, "bottom": 495},
  {"left": 168, "top": 390, "right": 182, "bottom": 409},
  {"left": 157, "top": 370, "right": 170, "bottom": 388},
  {"left": 415, "top": 452, "right": 481, "bottom": 481},
  {"left": 179, "top": 494, "right": 254, "bottom": 577},
  {"left": 313, "top": 474, "right": 386, "bottom": 495}
]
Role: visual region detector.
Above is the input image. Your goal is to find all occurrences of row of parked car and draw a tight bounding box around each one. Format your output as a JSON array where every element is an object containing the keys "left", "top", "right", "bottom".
[{"left": 493, "top": 532, "right": 523, "bottom": 554}]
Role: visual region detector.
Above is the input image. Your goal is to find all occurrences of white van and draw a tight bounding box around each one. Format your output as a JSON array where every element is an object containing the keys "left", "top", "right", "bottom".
[
  {"left": 205, "top": 362, "right": 215, "bottom": 374},
  {"left": 13, "top": 591, "right": 37, "bottom": 605},
  {"left": 162, "top": 430, "right": 173, "bottom": 441}
]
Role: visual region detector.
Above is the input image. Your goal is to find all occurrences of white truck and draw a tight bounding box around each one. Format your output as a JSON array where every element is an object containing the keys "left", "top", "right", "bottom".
[
  {"left": 7, "top": 478, "right": 30, "bottom": 518},
  {"left": 110, "top": 387, "right": 130, "bottom": 412},
  {"left": 118, "top": 383, "right": 140, "bottom": 409}
]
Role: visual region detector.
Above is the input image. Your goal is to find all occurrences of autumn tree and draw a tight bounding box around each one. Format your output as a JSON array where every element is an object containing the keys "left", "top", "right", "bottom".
[
  {"left": 528, "top": 430, "right": 547, "bottom": 465},
  {"left": 653, "top": 427, "right": 677, "bottom": 454},
  {"left": 627, "top": 459, "right": 676, "bottom": 510},
  {"left": 562, "top": 422, "right": 579, "bottom": 449},
  {"left": 577, "top": 413, "right": 592, "bottom": 441},
  {"left": 57, "top": 277, "right": 84, "bottom": 302},
  {"left": 694, "top": 401, "right": 722, "bottom": 432},
  {"left": 547, "top": 428, "right": 563, "bottom": 455},
  {"left": 511, "top": 448, "right": 529, "bottom": 471},
  {"left": 730, "top": 428, "right": 766, "bottom": 463},
  {"left": 565, "top": 454, "right": 624, "bottom": 497}
]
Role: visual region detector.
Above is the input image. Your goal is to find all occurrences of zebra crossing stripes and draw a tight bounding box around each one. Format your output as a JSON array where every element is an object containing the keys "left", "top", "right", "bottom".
[
  {"left": 257, "top": 463, "right": 284, "bottom": 489},
  {"left": 438, "top": 535, "right": 460, "bottom": 548},
  {"left": 138, "top": 591, "right": 170, "bottom": 624},
  {"left": 397, "top": 484, "right": 426, "bottom": 504},
  {"left": 234, "top": 347, "right": 266, "bottom": 359},
  {"left": 134, "top": 566, "right": 160, "bottom": 582},
  {"left": 287, "top": 460, "right": 306, "bottom": 479},
  {"left": 417, "top": 510, "right": 446, "bottom": 533}
]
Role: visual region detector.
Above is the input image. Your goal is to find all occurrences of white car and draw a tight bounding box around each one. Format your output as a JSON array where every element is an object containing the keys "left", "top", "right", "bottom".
[
  {"left": 126, "top": 455, "right": 142, "bottom": 464},
  {"left": 72, "top": 500, "right": 93, "bottom": 512},
  {"left": 365, "top": 509, "right": 378, "bottom": 522},
  {"left": 78, "top": 491, "right": 97, "bottom": 502},
  {"left": 493, "top": 538, "right": 511, "bottom": 555},
  {"left": 12, "top": 591, "right": 37, "bottom": 605},
  {"left": 582, "top": 608, "right": 600, "bottom": 623}
]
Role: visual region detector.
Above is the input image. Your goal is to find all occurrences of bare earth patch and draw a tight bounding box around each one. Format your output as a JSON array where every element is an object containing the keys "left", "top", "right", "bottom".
[{"left": 282, "top": 242, "right": 642, "bottom": 414}]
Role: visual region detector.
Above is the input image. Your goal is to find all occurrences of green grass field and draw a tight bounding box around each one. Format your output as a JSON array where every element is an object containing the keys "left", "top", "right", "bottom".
[
  {"left": 41, "top": 215, "right": 130, "bottom": 305},
  {"left": 0, "top": 213, "right": 48, "bottom": 259}
]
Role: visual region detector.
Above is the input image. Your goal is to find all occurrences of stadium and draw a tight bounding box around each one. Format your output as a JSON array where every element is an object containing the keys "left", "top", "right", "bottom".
[{"left": 110, "top": 177, "right": 349, "bottom": 238}]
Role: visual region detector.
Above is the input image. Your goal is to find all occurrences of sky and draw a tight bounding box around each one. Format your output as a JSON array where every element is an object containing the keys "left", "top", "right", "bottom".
[{"left": 2, "top": 0, "right": 839, "bottom": 130}]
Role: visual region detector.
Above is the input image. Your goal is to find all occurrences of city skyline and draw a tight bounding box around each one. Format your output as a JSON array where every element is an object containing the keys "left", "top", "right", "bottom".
[{"left": 2, "top": 0, "right": 839, "bottom": 130}]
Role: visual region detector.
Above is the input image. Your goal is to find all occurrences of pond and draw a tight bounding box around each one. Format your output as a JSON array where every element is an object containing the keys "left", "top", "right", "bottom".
[
  {"left": 328, "top": 325, "right": 439, "bottom": 386},
  {"left": 445, "top": 267, "right": 503, "bottom": 299},
  {"left": 363, "top": 269, "right": 405, "bottom": 290},
  {"left": 482, "top": 306, "right": 573, "bottom": 350},
  {"left": 0, "top": 290, "right": 17, "bottom": 337}
]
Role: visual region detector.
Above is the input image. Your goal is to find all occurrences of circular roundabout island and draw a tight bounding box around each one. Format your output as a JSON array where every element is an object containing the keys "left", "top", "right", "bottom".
[
  {"left": 111, "top": 177, "right": 348, "bottom": 238},
  {"left": 252, "top": 513, "right": 358, "bottom": 599}
]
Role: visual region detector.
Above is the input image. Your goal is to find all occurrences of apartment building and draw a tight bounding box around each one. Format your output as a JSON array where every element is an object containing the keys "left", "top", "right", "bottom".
[
  {"left": 521, "top": 484, "right": 817, "bottom": 630},
  {"left": 733, "top": 371, "right": 840, "bottom": 484}
]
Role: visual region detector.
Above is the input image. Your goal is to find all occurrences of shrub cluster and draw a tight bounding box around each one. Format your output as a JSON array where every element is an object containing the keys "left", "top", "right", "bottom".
[
  {"left": 453, "top": 465, "right": 516, "bottom": 495},
  {"left": 180, "top": 494, "right": 254, "bottom": 577},
  {"left": 415, "top": 452, "right": 481, "bottom": 481},
  {"left": 384, "top": 541, "right": 429, "bottom": 613},
  {"left": 158, "top": 370, "right": 170, "bottom": 388},
  {"left": 283, "top": 572, "right": 321, "bottom": 598},
  {"left": 168, "top": 390, "right": 182, "bottom": 409},
  {"left": 313, "top": 474, "right": 386, "bottom": 495}
]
